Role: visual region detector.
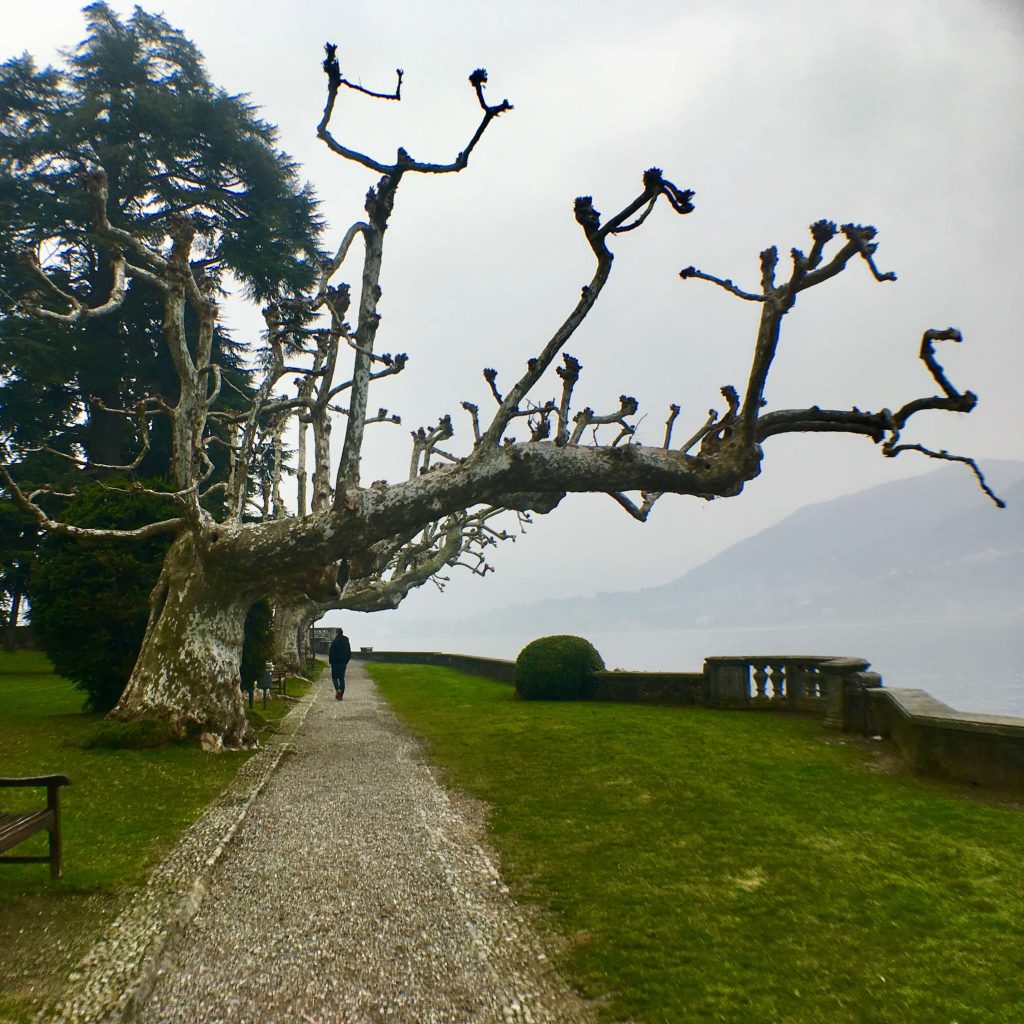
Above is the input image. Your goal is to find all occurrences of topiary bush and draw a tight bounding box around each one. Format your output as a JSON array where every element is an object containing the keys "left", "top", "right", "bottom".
[{"left": 514, "top": 635, "right": 605, "bottom": 701}]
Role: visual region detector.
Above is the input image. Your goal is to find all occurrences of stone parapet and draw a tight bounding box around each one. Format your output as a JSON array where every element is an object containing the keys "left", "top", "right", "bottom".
[
  {"left": 867, "top": 688, "right": 1024, "bottom": 791},
  {"left": 592, "top": 670, "right": 706, "bottom": 704}
]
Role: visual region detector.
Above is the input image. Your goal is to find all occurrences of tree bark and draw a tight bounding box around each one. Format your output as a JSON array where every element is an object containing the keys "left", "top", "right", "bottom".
[
  {"left": 295, "top": 611, "right": 314, "bottom": 670},
  {"left": 271, "top": 598, "right": 315, "bottom": 679},
  {"left": 110, "top": 532, "right": 255, "bottom": 746}
]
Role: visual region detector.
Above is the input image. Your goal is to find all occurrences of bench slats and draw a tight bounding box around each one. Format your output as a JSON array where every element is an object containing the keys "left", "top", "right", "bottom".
[{"left": 0, "top": 810, "right": 55, "bottom": 850}]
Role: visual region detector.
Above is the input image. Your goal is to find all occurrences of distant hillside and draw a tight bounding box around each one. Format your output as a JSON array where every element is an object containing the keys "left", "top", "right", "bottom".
[{"left": 454, "top": 461, "right": 1024, "bottom": 634}]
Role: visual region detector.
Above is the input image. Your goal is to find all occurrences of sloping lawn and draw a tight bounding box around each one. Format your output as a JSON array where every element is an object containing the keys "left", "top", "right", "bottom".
[
  {"left": 0, "top": 652, "right": 305, "bottom": 1022},
  {"left": 370, "top": 663, "right": 1024, "bottom": 1024}
]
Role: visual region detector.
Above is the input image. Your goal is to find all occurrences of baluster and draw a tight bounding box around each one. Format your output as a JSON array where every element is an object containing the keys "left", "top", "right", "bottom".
[
  {"left": 804, "top": 668, "right": 817, "bottom": 699},
  {"left": 769, "top": 663, "right": 785, "bottom": 700},
  {"left": 753, "top": 663, "right": 768, "bottom": 699}
]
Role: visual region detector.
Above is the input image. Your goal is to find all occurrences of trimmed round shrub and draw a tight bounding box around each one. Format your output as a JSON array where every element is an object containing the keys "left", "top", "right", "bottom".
[{"left": 514, "top": 635, "right": 605, "bottom": 701}]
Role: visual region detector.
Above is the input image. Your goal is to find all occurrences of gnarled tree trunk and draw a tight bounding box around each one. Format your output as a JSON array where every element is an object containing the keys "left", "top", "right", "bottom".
[{"left": 110, "top": 533, "right": 255, "bottom": 746}]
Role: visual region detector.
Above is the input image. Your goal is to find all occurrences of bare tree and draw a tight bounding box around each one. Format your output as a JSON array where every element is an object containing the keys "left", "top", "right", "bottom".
[{"left": 1, "top": 45, "right": 999, "bottom": 745}]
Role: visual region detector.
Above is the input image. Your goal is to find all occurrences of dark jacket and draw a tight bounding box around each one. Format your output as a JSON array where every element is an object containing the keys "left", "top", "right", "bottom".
[{"left": 328, "top": 634, "right": 351, "bottom": 666}]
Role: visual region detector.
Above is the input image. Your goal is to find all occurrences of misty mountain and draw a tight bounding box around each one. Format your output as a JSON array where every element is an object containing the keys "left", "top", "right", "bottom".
[{"left": 456, "top": 461, "right": 1024, "bottom": 634}]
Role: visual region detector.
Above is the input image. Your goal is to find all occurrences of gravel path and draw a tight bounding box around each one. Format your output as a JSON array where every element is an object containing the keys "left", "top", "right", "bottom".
[{"left": 138, "top": 664, "right": 596, "bottom": 1024}]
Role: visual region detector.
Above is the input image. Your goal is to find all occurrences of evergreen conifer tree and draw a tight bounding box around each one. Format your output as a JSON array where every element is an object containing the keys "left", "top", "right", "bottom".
[{"left": 0, "top": 2, "right": 323, "bottom": 474}]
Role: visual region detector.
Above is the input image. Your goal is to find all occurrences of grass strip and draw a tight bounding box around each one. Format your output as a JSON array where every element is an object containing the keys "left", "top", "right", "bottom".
[{"left": 370, "top": 663, "right": 1024, "bottom": 1024}]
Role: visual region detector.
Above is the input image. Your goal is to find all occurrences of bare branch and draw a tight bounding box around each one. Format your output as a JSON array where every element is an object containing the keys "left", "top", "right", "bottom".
[
  {"left": 317, "top": 219, "right": 370, "bottom": 294},
  {"left": 0, "top": 464, "right": 184, "bottom": 541},
  {"left": 608, "top": 490, "right": 664, "bottom": 523},
  {"left": 82, "top": 166, "right": 171, "bottom": 276},
  {"left": 754, "top": 324, "right": 1000, "bottom": 506},
  {"left": 483, "top": 368, "right": 503, "bottom": 404},
  {"left": 676, "top": 409, "right": 719, "bottom": 454},
  {"left": 322, "top": 43, "right": 403, "bottom": 101},
  {"left": 20, "top": 249, "right": 128, "bottom": 323},
  {"left": 663, "top": 404, "right": 681, "bottom": 448},
  {"left": 317, "top": 48, "right": 510, "bottom": 177},
  {"left": 882, "top": 444, "right": 1005, "bottom": 508},
  {"left": 599, "top": 169, "right": 694, "bottom": 238},
  {"left": 461, "top": 401, "right": 481, "bottom": 443},
  {"left": 364, "top": 407, "right": 402, "bottom": 426},
  {"left": 733, "top": 222, "right": 902, "bottom": 446},
  {"left": 793, "top": 223, "right": 896, "bottom": 293},
  {"left": 700, "top": 386, "right": 740, "bottom": 453},
  {"left": 325, "top": 351, "right": 407, "bottom": 403},
  {"left": 409, "top": 415, "right": 455, "bottom": 477},
  {"left": 679, "top": 265, "right": 765, "bottom": 302},
  {"left": 555, "top": 354, "right": 581, "bottom": 445},
  {"left": 568, "top": 395, "right": 640, "bottom": 446},
  {"left": 476, "top": 170, "right": 694, "bottom": 451}
]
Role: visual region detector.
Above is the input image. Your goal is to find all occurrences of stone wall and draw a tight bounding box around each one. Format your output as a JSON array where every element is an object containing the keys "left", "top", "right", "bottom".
[
  {"left": 591, "top": 670, "right": 707, "bottom": 704},
  {"left": 351, "top": 649, "right": 515, "bottom": 683},
  {"left": 866, "top": 688, "right": 1024, "bottom": 790}
]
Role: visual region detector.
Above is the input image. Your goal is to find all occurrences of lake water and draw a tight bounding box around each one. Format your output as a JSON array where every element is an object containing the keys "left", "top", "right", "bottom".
[{"left": 352, "top": 614, "right": 1024, "bottom": 717}]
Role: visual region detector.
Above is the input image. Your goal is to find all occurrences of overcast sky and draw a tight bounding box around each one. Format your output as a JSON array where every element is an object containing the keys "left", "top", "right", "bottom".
[{"left": 3, "top": 1, "right": 1022, "bottom": 631}]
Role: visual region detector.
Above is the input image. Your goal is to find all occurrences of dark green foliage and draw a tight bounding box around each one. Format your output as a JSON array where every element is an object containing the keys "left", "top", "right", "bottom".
[
  {"left": 0, "top": 2, "right": 323, "bottom": 475},
  {"left": 28, "top": 483, "right": 178, "bottom": 711},
  {"left": 240, "top": 599, "right": 273, "bottom": 688},
  {"left": 83, "top": 718, "right": 178, "bottom": 750},
  {"left": 514, "top": 634, "right": 605, "bottom": 700},
  {"left": 30, "top": 483, "right": 277, "bottom": 710}
]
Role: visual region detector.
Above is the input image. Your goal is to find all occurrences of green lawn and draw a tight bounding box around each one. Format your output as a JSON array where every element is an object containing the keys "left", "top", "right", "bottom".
[
  {"left": 370, "top": 663, "right": 1024, "bottom": 1024},
  {"left": 0, "top": 652, "right": 307, "bottom": 1023}
]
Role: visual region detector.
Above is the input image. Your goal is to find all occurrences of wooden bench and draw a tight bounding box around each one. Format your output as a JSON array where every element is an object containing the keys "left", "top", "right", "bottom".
[{"left": 0, "top": 775, "right": 70, "bottom": 878}]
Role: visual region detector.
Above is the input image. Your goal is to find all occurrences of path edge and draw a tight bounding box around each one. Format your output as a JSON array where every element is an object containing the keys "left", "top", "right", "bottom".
[{"left": 40, "top": 685, "right": 319, "bottom": 1024}]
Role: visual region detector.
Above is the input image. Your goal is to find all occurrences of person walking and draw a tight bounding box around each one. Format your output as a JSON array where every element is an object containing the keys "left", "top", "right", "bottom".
[{"left": 328, "top": 627, "right": 352, "bottom": 700}]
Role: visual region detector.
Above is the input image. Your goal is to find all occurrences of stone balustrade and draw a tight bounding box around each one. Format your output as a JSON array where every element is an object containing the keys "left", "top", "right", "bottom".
[{"left": 703, "top": 654, "right": 877, "bottom": 721}]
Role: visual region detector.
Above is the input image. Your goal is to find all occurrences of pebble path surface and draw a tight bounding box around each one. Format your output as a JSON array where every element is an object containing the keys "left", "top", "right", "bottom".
[{"left": 139, "top": 663, "right": 597, "bottom": 1024}]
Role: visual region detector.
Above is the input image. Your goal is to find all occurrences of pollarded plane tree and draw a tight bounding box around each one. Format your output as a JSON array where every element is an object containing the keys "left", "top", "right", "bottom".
[{"left": 0, "top": 42, "right": 999, "bottom": 746}]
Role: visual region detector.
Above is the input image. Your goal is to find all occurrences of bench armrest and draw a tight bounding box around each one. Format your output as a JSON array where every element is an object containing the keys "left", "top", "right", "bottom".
[{"left": 0, "top": 775, "right": 71, "bottom": 788}]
